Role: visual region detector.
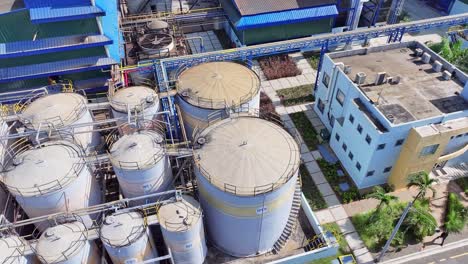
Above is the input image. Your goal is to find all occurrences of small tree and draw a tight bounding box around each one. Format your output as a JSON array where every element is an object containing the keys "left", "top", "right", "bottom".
[
  {"left": 445, "top": 193, "right": 467, "bottom": 233},
  {"left": 407, "top": 172, "right": 438, "bottom": 200},
  {"left": 367, "top": 186, "right": 398, "bottom": 213}
]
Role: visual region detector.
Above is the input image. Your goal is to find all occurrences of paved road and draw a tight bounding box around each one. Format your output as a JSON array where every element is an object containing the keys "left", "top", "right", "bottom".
[{"left": 403, "top": 245, "right": 468, "bottom": 264}]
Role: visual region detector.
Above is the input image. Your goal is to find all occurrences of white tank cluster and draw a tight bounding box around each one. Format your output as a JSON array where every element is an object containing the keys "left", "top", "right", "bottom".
[
  {"left": 1, "top": 140, "right": 101, "bottom": 229},
  {"left": 108, "top": 129, "right": 173, "bottom": 203},
  {"left": 176, "top": 62, "right": 261, "bottom": 138},
  {"left": 193, "top": 116, "right": 300, "bottom": 257},
  {"left": 158, "top": 195, "right": 207, "bottom": 264},
  {"left": 0, "top": 235, "right": 31, "bottom": 263},
  {"left": 109, "top": 86, "right": 160, "bottom": 124},
  {"left": 18, "top": 93, "right": 100, "bottom": 152},
  {"left": 35, "top": 221, "right": 99, "bottom": 264},
  {"left": 100, "top": 211, "right": 158, "bottom": 263}
]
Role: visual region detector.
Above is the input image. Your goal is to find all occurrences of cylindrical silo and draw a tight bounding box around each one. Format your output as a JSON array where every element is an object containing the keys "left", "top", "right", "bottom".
[
  {"left": 193, "top": 116, "right": 300, "bottom": 257},
  {"left": 176, "top": 62, "right": 260, "bottom": 139},
  {"left": 19, "top": 93, "right": 100, "bottom": 152},
  {"left": 0, "top": 235, "right": 30, "bottom": 264},
  {"left": 1, "top": 140, "right": 101, "bottom": 230},
  {"left": 100, "top": 211, "right": 158, "bottom": 264},
  {"left": 35, "top": 221, "right": 99, "bottom": 264},
  {"left": 108, "top": 130, "right": 172, "bottom": 203},
  {"left": 158, "top": 195, "right": 207, "bottom": 264},
  {"left": 109, "top": 86, "right": 160, "bottom": 124}
]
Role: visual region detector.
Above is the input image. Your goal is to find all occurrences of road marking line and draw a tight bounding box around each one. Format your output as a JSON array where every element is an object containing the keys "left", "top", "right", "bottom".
[
  {"left": 439, "top": 258, "right": 446, "bottom": 262},
  {"left": 427, "top": 262, "right": 435, "bottom": 264},
  {"left": 451, "top": 252, "right": 468, "bottom": 259}
]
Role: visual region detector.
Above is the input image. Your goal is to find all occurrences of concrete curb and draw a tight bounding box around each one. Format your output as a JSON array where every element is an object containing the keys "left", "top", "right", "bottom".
[{"left": 379, "top": 238, "right": 468, "bottom": 264}]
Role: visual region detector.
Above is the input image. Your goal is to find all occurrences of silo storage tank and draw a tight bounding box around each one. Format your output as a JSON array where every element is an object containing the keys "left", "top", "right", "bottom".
[
  {"left": 176, "top": 62, "right": 261, "bottom": 138},
  {"left": 19, "top": 93, "right": 100, "bottom": 152},
  {"left": 109, "top": 86, "right": 160, "bottom": 124},
  {"left": 1, "top": 140, "right": 101, "bottom": 229},
  {"left": 193, "top": 116, "right": 300, "bottom": 257},
  {"left": 100, "top": 211, "right": 158, "bottom": 264},
  {"left": 35, "top": 221, "right": 99, "bottom": 264},
  {"left": 158, "top": 195, "right": 207, "bottom": 264},
  {"left": 108, "top": 130, "right": 173, "bottom": 203},
  {"left": 0, "top": 235, "right": 30, "bottom": 263}
]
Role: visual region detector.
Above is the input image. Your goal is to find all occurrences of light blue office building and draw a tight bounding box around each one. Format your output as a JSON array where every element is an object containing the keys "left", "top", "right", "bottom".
[{"left": 313, "top": 41, "right": 468, "bottom": 190}]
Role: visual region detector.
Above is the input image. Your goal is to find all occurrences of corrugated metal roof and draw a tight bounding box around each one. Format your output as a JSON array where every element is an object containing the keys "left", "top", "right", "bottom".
[
  {"left": 236, "top": 5, "right": 338, "bottom": 30},
  {"left": 232, "top": 0, "right": 336, "bottom": 16},
  {"left": 30, "top": 5, "right": 104, "bottom": 23}
]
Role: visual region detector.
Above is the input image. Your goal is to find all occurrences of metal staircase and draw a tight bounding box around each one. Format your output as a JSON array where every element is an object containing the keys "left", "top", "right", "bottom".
[
  {"left": 272, "top": 177, "right": 302, "bottom": 254},
  {"left": 432, "top": 163, "right": 468, "bottom": 182},
  {"left": 304, "top": 235, "right": 327, "bottom": 252}
]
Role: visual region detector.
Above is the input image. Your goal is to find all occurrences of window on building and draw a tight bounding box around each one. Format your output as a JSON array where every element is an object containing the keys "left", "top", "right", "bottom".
[
  {"left": 366, "top": 170, "right": 375, "bottom": 177},
  {"left": 342, "top": 143, "right": 347, "bottom": 152},
  {"left": 348, "top": 152, "right": 354, "bottom": 160},
  {"left": 420, "top": 144, "right": 439, "bottom": 156},
  {"left": 318, "top": 99, "right": 325, "bottom": 113},
  {"left": 322, "top": 73, "right": 330, "bottom": 88},
  {"left": 349, "top": 114, "right": 354, "bottom": 124},
  {"left": 356, "top": 162, "right": 361, "bottom": 171},
  {"left": 456, "top": 134, "right": 463, "bottom": 138},
  {"left": 365, "top": 135, "right": 372, "bottom": 145},
  {"left": 377, "top": 143, "right": 386, "bottom": 150},
  {"left": 395, "top": 139, "right": 405, "bottom": 146},
  {"left": 335, "top": 133, "right": 340, "bottom": 142},
  {"left": 383, "top": 166, "right": 392, "bottom": 173},
  {"left": 336, "top": 89, "right": 345, "bottom": 106},
  {"left": 357, "top": 124, "right": 363, "bottom": 134}
]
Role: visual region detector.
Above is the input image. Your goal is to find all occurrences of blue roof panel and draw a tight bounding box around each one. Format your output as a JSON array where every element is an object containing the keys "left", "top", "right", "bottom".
[
  {"left": 0, "top": 34, "right": 112, "bottom": 58},
  {"left": 235, "top": 5, "right": 338, "bottom": 30},
  {"left": 0, "top": 56, "right": 116, "bottom": 83},
  {"left": 30, "top": 5, "right": 105, "bottom": 23}
]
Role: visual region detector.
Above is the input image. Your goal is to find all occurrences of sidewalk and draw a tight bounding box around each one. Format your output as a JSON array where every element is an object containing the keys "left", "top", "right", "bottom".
[{"left": 256, "top": 54, "right": 375, "bottom": 264}]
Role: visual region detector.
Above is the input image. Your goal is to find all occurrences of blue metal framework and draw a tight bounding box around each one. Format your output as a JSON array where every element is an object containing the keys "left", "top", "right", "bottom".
[{"left": 388, "top": 0, "right": 405, "bottom": 24}]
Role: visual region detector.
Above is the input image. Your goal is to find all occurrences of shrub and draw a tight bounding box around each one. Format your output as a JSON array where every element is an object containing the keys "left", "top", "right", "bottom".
[
  {"left": 277, "top": 85, "right": 315, "bottom": 106},
  {"left": 455, "top": 177, "right": 468, "bottom": 195},
  {"left": 300, "top": 164, "right": 327, "bottom": 210},
  {"left": 290, "top": 112, "right": 319, "bottom": 150},
  {"left": 258, "top": 55, "right": 302, "bottom": 80},
  {"left": 445, "top": 193, "right": 467, "bottom": 233}
]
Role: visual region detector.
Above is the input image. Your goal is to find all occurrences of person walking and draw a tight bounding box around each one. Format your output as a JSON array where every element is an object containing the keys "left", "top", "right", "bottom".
[{"left": 439, "top": 231, "right": 449, "bottom": 246}]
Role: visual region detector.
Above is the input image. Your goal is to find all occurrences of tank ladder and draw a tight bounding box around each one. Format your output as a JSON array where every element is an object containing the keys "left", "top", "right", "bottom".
[{"left": 272, "top": 176, "right": 302, "bottom": 254}]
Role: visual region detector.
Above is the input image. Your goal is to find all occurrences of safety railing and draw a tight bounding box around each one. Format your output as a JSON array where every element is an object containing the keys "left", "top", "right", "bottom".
[
  {"left": 1, "top": 139, "right": 87, "bottom": 197},
  {"left": 157, "top": 195, "right": 202, "bottom": 232},
  {"left": 99, "top": 211, "right": 147, "bottom": 248},
  {"left": 32, "top": 221, "right": 88, "bottom": 264},
  {"left": 107, "top": 81, "right": 158, "bottom": 114},
  {"left": 192, "top": 113, "right": 301, "bottom": 196},
  {"left": 105, "top": 120, "right": 168, "bottom": 170}
]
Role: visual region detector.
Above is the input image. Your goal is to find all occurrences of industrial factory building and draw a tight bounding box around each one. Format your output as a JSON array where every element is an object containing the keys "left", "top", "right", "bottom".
[{"left": 313, "top": 41, "right": 468, "bottom": 190}]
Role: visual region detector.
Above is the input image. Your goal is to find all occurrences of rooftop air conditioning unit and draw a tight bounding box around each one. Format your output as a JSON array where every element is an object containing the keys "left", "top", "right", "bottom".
[
  {"left": 422, "top": 53, "right": 431, "bottom": 64},
  {"left": 344, "top": 65, "right": 352, "bottom": 74},
  {"left": 355, "top": 72, "right": 366, "bottom": 85},
  {"left": 414, "top": 48, "right": 423, "bottom": 57},
  {"left": 432, "top": 61, "right": 443, "bottom": 72},
  {"left": 374, "top": 72, "right": 386, "bottom": 85},
  {"left": 391, "top": 76, "right": 401, "bottom": 84},
  {"left": 442, "top": 70, "right": 452, "bottom": 81}
]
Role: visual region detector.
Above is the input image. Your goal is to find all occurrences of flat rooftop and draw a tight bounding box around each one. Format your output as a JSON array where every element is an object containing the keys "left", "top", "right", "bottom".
[
  {"left": 0, "top": 0, "right": 24, "bottom": 14},
  {"left": 334, "top": 46, "right": 468, "bottom": 124}
]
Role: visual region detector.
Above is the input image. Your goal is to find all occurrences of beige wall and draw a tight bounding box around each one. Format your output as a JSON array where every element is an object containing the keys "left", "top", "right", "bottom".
[{"left": 389, "top": 119, "right": 468, "bottom": 189}]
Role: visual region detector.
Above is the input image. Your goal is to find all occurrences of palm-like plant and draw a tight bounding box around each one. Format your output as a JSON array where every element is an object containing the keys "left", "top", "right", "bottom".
[
  {"left": 367, "top": 186, "right": 398, "bottom": 212},
  {"left": 407, "top": 172, "right": 439, "bottom": 200}
]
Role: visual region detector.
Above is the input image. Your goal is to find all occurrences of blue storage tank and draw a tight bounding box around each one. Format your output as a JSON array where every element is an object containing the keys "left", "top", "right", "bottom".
[{"left": 193, "top": 116, "right": 300, "bottom": 257}]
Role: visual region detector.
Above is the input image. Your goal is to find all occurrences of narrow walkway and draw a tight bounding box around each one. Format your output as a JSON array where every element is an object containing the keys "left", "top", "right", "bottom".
[{"left": 255, "top": 53, "right": 374, "bottom": 263}]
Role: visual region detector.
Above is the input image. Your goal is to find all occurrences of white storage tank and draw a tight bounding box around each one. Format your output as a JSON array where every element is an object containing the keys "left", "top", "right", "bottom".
[
  {"left": 100, "top": 211, "right": 158, "bottom": 264},
  {"left": 1, "top": 140, "right": 101, "bottom": 230},
  {"left": 158, "top": 195, "right": 207, "bottom": 264},
  {"left": 176, "top": 62, "right": 261, "bottom": 138},
  {"left": 109, "top": 86, "right": 160, "bottom": 124},
  {"left": 193, "top": 116, "right": 300, "bottom": 257},
  {"left": 35, "top": 221, "right": 99, "bottom": 264},
  {"left": 108, "top": 130, "right": 172, "bottom": 203},
  {"left": 0, "top": 235, "right": 30, "bottom": 263},
  {"left": 19, "top": 93, "right": 100, "bottom": 152}
]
